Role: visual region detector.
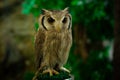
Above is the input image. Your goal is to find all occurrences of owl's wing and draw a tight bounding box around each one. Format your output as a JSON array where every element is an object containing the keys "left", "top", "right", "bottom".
[{"left": 35, "top": 29, "right": 45, "bottom": 69}]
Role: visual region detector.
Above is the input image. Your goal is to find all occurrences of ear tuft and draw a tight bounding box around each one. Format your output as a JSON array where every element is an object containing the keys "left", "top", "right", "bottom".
[
  {"left": 41, "top": 9, "right": 49, "bottom": 14},
  {"left": 63, "top": 7, "right": 69, "bottom": 12}
]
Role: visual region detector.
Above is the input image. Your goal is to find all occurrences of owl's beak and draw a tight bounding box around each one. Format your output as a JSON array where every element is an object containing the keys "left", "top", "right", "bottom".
[
  {"left": 56, "top": 26, "right": 61, "bottom": 32},
  {"left": 55, "top": 23, "right": 61, "bottom": 32}
]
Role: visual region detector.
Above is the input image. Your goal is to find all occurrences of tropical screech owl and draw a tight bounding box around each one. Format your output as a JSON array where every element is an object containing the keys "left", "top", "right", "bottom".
[{"left": 34, "top": 7, "right": 72, "bottom": 78}]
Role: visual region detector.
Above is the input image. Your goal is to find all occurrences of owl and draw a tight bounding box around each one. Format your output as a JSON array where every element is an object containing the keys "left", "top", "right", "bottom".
[{"left": 33, "top": 7, "right": 72, "bottom": 79}]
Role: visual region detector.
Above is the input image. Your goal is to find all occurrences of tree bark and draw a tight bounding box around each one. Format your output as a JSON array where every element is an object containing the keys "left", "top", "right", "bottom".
[{"left": 114, "top": 0, "right": 120, "bottom": 80}]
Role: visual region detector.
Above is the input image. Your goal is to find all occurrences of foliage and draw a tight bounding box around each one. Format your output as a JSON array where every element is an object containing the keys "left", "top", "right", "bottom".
[
  {"left": 22, "top": 0, "right": 113, "bottom": 80},
  {"left": 37, "top": 71, "right": 71, "bottom": 80},
  {"left": 24, "top": 71, "right": 71, "bottom": 80}
]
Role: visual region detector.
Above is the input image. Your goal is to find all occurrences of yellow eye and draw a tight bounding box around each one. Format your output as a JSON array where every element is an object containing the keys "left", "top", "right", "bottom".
[
  {"left": 62, "top": 17, "right": 67, "bottom": 23},
  {"left": 47, "top": 17, "right": 55, "bottom": 23}
]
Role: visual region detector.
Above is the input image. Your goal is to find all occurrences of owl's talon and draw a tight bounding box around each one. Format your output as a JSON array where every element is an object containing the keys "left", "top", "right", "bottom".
[
  {"left": 52, "top": 69, "right": 59, "bottom": 74},
  {"left": 32, "top": 76, "right": 38, "bottom": 80},
  {"left": 42, "top": 69, "right": 59, "bottom": 76},
  {"left": 60, "top": 67, "right": 70, "bottom": 73}
]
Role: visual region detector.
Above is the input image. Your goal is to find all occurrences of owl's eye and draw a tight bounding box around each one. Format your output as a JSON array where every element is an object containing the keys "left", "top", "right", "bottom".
[
  {"left": 62, "top": 17, "right": 67, "bottom": 23},
  {"left": 47, "top": 17, "right": 55, "bottom": 23}
]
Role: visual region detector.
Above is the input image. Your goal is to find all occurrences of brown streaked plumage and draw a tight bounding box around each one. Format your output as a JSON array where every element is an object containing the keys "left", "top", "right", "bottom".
[{"left": 33, "top": 7, "right": 72, "bottom": 79}]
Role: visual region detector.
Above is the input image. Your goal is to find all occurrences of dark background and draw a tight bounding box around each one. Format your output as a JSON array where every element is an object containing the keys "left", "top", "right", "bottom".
[{"left": 0, "top": 0, "right": 119, "bottom": 80}]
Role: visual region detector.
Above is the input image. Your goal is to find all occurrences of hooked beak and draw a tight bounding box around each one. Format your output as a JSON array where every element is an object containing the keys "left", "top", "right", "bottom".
[
  {"left": 56, "top": 26, "right": 61, "bottom": 32},
  {"left": 55, "top": 23, "right": 61, "bottom": 32}
]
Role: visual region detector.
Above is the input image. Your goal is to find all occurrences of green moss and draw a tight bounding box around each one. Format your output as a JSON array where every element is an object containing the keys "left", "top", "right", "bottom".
[{"left": 37, "top": 71, "right": 71, "bottom": 80}]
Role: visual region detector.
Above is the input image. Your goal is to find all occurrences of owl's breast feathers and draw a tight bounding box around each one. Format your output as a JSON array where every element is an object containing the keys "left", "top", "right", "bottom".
[
  {"left": 35, "top": 29, "right": 72, "bottom": 68},
  {"left": 44, "top": 30, "right": 72, "bottom": 65}
]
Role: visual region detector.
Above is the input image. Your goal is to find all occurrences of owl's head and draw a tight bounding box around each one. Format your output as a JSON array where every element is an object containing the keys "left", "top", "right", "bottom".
[{"left": 39, "top": 7, "right": 72, "bottom": 32}]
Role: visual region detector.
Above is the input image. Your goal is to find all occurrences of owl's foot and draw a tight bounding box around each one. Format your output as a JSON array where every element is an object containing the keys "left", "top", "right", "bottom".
[
  {"left": 32, "top": 77, "right": 38, "bottom": 80},
  {"left": 32, "top": 67, "right": 43, "bottom": 80},
  {"left": 60, "top": 67, "right": 70, "bottom": 73},
  {"left": 32, "top": 70, "right": 40, "bottom": 80},
  {"left": 42, "top": 68, "right": 59, "bottom": 76}
]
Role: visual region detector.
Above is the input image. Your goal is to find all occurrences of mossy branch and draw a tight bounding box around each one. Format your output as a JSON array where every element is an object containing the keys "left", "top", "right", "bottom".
[{"left": 32, "top": 70, "right": 74, "bottom": 80}]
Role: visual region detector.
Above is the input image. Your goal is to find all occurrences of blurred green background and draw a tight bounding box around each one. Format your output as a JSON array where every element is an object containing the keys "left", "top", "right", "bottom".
[{"left": 0, "top": 0, "right": 113, "bottom": 80}]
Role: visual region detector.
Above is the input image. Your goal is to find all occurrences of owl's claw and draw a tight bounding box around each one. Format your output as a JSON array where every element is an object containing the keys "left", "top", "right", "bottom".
[
  {"left": 60, "top": 67, "right": 70, "bottom": 73},
  {"left": 42, "top": 68, "right": 59, "bottom": 76},
  {"left": 32, "top": 77, "right": 38, "bottom": 80}
]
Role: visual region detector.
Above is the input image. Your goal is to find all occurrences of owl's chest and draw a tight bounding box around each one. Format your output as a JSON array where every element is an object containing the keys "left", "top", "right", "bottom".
[
  {"left": 46, "top": 31, "right": 65, "bottom": 39},
  {"left": 45, "top": 31, "right": 70, "bottom": 49}
]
